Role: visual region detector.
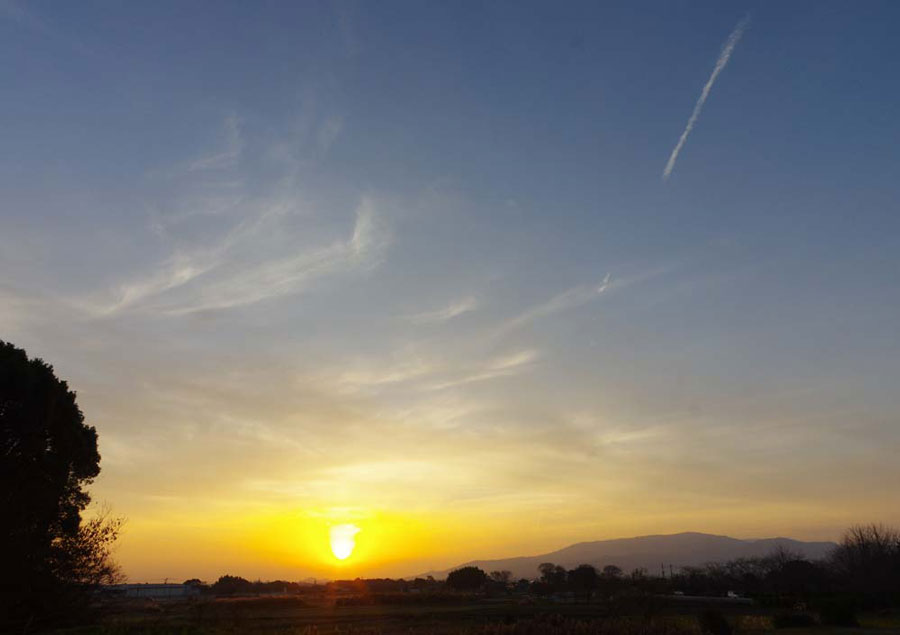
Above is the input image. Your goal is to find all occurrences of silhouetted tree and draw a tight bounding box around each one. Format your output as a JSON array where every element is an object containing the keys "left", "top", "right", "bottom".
[
  {"left": 489, "top": 570, "right": 512, "bottom": 585},
  {"left": 601, "top": 565, "right": 623, "bottom": 579},
  {"left": 763, "top": 545, "right": 805, "bottom": 572},
  {"left": 486, "top": 569, "right": 512, "bottom": 594},
  {"left": 410, "top": 576, "right": 440, "bottom": 592},
  {"left": 829, "top": 524, "right": 900, "bottom": 604},
  {"left": 446, "top": 566, "right": 487, "bottom": 591},
  {"left": 567, "top": 564, "right": 598, "bottom": 596},
  {"left": 538, "top": 562, "right": 568, "bottom": 590},
  {"left": 212, "top": 574, "right": 254, "bottom": 596},
  {"left": 50, "top": 505, "right": 124, "bottom": 588},
  {"left": 768, "top": 559, "right": 827, "bottom": 596},
  {"left": 594, "top": 564, "right": 624, "bottom": 597},
  {"left": 0, "top": 341, "right": 122, "bottom": 627}
]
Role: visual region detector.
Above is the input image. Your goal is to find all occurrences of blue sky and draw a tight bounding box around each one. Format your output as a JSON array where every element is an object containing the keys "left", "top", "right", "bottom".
[{"left": 2, "top": 0, "right": 899, "bottom": 580}]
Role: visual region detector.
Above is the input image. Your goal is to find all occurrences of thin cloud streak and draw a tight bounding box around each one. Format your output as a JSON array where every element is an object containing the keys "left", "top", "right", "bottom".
[
  {"left": 406, "top": 296, "right": 478, "bottom": 324},
  {"left": 188, "top": 114, "right": 242, "bottom": 172},
  {"left": 162, "top": 200, "right": 385, "bottom": 315},
  {"left": 494, "top": 273, "right": 612, "bottom": 338},
  {"left": 662, "top": 16, "right": 749, "bottom": 181},
  {"left": 427, "top": 349, "right": 538, "bottom": 391},
  {"left": 88, "top": 198, "right": 387, "bottom": 316},
  {"left": 313, "top": 347, "right": 537, "bottom": 395},
  {"left": 326, "top": 357, "right": 434, "bottom": 395},
  {"left": 86, "top": 204, "right": 284, "bottom": 315}
]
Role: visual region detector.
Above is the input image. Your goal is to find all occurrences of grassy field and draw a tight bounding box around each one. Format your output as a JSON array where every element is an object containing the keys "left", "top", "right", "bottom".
[{"left": 47, "top": 597, "right": 900, "bottom": 634}]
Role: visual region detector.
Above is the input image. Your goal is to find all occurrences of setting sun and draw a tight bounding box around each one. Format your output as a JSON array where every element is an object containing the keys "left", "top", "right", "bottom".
[{"left": 329, "top": 524, "right": 360, "bottom": 561}]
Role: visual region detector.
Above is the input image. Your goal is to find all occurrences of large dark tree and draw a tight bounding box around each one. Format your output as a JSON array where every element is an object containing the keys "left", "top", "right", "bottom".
[
  {"left": 1, "top": 341, "right": 120, "bottom": 625},
  {"left": 830, "top": 524, "right": 900, "bottom": 603},
  {"left": 211, "top": 575, "right": 254, "bottom": 596},
  {"left": 446, "top": 566, "right": 487, "bottom": 591}
]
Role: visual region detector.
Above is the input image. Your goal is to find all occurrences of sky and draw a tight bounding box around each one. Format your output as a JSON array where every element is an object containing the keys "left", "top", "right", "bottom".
[{"left": 2, "top": 0, "right": 900, "bottom": 582}]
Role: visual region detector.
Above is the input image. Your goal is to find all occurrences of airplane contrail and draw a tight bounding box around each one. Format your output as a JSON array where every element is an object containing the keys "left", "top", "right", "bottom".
[{"left": 662, "top": 16, "right": 750, "bottom": 181}]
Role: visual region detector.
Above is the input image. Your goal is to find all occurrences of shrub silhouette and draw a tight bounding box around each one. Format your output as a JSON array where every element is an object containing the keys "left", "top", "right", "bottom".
[
  {"left": 212, "top": 574, "right": 254, "bottom": 596},
  {"left": 447, "top": 566, "right": 488, "bottom": 591}
]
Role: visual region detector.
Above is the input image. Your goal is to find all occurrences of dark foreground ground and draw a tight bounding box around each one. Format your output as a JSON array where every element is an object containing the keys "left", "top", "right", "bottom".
[{"left": 48, "top": 596, "right": 900, "bottom": 635}]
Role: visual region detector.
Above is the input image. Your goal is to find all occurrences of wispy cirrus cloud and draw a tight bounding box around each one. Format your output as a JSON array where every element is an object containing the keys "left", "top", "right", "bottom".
[
  {"left": 312, "top": 346, "right": 538, "bottom": 396},
  {"left": 74, "top": 112, "right": 390, "bottom": 317},
  {"left": 494, "top": 273, "right": 612, "bottom": 338},
  {"left": 89, "top": 197, "right": 388, "bottom": 316},
  {"left": 427, "top": 349, "right": 538, "bottom": 391},
  {"left": 406, "top": 296, "right": 478, "bottom": 324},
  {"left": 326, "top": 356, "right": 434, "bottom": 395},
  {"left": 662, "top": 16, "right": 749, "bottom": 180},
  {"left": 188, "top": 114, "right": 243, "bottom": 172}
]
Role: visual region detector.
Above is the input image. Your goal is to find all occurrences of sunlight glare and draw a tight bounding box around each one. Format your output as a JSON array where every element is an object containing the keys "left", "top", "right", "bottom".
[{"left": 329, "top": 523, "right": 360, "bottom": 560}]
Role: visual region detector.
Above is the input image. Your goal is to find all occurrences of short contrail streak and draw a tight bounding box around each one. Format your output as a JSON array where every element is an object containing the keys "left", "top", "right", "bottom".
[{"left": 662, "top": 16, "right": 749, "bottom": 180}]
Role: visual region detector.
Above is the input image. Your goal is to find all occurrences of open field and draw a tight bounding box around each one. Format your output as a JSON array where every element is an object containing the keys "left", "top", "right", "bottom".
[{"left": 49, "top": 597, "right": 900, "bottom": 635}]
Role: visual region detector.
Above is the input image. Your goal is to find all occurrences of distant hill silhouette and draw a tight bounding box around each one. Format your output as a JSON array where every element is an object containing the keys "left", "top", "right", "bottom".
[{"left": 413, "top": 532, "right": 836, "bottom": 581}]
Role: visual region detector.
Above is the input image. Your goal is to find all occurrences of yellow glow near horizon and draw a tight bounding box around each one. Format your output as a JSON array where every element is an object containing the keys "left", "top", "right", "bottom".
[
  {"left": 107, "top": 498, "right": 854, "bottom": 582},
  {"left": 329, "top": 523, "right": 360, "bottom": 560}
]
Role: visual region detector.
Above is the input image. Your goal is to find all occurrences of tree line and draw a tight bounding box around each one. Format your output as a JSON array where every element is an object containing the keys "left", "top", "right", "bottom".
[
  {"left": 204, "top": 524, "right": 900, "bottom": 616},
  {"left": 442, "top": 525, "right": 900, "bottom": 625}
]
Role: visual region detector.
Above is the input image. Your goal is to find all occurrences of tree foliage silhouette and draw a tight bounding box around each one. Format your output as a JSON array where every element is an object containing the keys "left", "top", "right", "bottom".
[
  {"left": 830, "top": 524, "right": 900, "bottom": 599},
  {"left": 601, "top": 564, "right": 623, "bottom": 579},
  {"left": 489, "top": 570, "right": 512, "bottom": 584},
  {"left": 568, "top": 564, "right": 599, "bottom": 594},
  {"left": 212, "top": 574, "right": 254, "bottom": 596},
  {"left": 446, "top": 566, "right": 487, "bottom": 591},
  {"left": 538, "top": 562, "right": 568, "bottom": 590},
  {"left": 1, "top": 340, "right": 121, "bottom": 625}
]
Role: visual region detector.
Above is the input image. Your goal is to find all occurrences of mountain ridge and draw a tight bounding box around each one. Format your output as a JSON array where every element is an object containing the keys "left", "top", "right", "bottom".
[{"left": 410, "top": 532, "right": 837, "bottom": 581}]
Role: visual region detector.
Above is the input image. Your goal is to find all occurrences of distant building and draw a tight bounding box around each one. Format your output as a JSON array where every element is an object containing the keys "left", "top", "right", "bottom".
[{"left": 105, "top": 583, "right": 201, "bottom": 599}]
